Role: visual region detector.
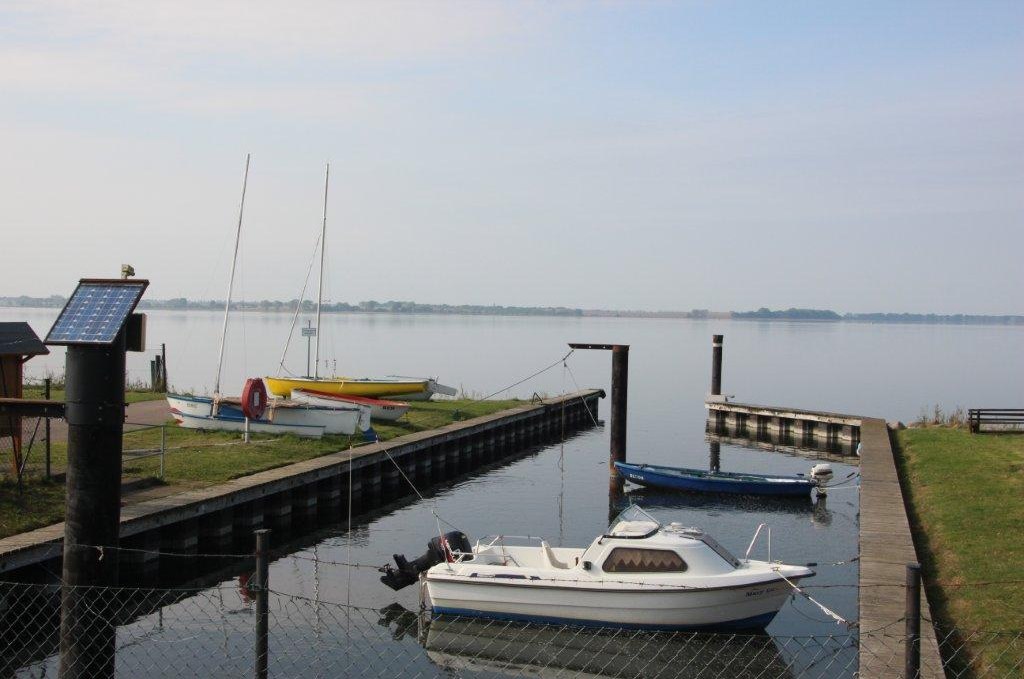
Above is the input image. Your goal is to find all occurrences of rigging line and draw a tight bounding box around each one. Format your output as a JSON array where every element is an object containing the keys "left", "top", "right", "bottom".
[
  {"left": 276, "top": 228, "right": 323, "bottom": 376},
  {"left": 478, "top": 349, "right": 575, "bottom": 402},
  {"left": 563, "top": 358, "right": 601, "bottom": 428}
]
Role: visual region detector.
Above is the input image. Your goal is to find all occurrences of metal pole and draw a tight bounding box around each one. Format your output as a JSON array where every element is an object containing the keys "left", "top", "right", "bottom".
[
  {"left": 214, "top": 154, "right": 250, "bottom": 398},
  {"left": 160, "top": 342, "right": 167, "bottom": 391},
  {"left": 59, "top": 335, "right": 127, "bottom": 678},
  {"left": 44, "top": 377, "right": 51, "bottom": 480},
  {"left": 905, "top": 562, "right": 922, "bottom": 679},
  {"left": 314, "top": 163, "right": 329, "bottom": 379},
  {"left": 306, "top": 320, "right": 312, "bottom": 378},
  {"left": 711, "top": 334, "right": 723, "bottom": 396},
  {"left": 610, "top": 345, "right": 628, "bottom": 470},
  {"left": 254, "top": 529, "right": 270, "bottom": 679},
  {"left": 159, "top": 425, "right": 166, "bottom": 479}
]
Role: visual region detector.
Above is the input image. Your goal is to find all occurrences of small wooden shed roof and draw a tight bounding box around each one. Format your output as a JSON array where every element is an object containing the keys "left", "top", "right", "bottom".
[{"left": 0, "top": 322, "right": 49, "bottom": 358}]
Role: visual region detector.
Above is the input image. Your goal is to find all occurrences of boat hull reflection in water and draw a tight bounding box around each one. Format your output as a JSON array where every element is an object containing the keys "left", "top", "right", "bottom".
[{"left": 422, "top": 613, "right": 795, "bottom": 679}]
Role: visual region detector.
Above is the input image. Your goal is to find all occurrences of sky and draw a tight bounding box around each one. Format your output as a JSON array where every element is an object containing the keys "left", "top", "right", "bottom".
[{"left": 1, "top": 1, "right": 1022, "bottom": 314}]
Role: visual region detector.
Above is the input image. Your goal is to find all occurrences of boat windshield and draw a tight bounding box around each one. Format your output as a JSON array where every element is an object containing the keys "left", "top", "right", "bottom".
[{"left": 605, "top": 505, "right": 661, "bottom": 539}]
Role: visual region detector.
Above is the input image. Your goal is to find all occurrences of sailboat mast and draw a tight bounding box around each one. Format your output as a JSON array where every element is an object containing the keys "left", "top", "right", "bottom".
[
  {"left": 214, "top": 153, "right": 250, "bottom": 397},
  {"left": 314, "top": 163, "right": 328, "bottom": 378}
]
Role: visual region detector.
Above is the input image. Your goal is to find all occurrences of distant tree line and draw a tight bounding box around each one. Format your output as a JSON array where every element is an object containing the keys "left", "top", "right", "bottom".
[
  {"left": 1, "top": 296, "right": 1020, "bottom": 325},
  {"left": 733, "top": 307, "right": 1024, "bottom": 325}
]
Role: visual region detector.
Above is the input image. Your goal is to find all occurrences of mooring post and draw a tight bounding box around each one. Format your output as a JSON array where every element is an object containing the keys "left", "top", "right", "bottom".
[
  {"left": 59, "top": 337, "right": 127, "bottom": 678},
  {"left": 568, "top": 343, "right": 628, "bottom": 473},
  {"left": 160, "top": 342, "right": 167, "bottom": 391},
  {"left": 711, "top": 334, "right": 723, "bottom": 396},
  {"left": 44, "top": 377, "right": 51, "bottom": 480},
  {"left": 709, "top": 440, "right": 721, "bottom": 473},
  {"left": 905, "top": 562, "right": 921, "bottom": 679},
  {"left": 610, "top": 345, "right": 629, "bottom": 468},
  {"left": 254, "top": 529, "right": 270, "bottom": 679}
]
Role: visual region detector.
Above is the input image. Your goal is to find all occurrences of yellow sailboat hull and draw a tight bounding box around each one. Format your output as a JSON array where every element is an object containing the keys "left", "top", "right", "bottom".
[{"left": 264, "top": 376, "right": 429, "bottom": 399}]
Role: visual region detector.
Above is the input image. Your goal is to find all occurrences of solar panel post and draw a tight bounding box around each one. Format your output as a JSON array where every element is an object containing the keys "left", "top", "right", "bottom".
[{"left": 58, "top": 333, "right": 127, "bottom": 678}]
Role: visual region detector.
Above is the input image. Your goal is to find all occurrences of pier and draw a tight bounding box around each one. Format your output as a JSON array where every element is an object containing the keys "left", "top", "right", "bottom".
[
  {"left": 0, "top": 389, "right": 603, "bottom": 579},
  {"left": 706, "top": 395, "right": 943, "bottom": 677},
  {"left": 705, "top": 400, "right": 862, "bottom": 449}
]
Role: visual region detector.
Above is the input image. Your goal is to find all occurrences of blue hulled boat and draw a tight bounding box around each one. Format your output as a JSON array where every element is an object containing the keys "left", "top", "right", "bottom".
[{"left": 614, "top": 461, "right": 818, "bottom": 497}]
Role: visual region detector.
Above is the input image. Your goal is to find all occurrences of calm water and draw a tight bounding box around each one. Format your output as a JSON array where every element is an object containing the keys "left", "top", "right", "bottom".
[{"left": 6, "top": 309, "right": 1023, "bottom": 676}]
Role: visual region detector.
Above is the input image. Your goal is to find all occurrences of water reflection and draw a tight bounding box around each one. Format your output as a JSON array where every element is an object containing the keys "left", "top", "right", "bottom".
[{"left": 382, "top": 609, "right": 799, "bottom": 679}]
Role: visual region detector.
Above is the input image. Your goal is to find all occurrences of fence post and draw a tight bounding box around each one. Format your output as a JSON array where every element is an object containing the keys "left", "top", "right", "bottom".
[
  {"left": 159, "top": 425, "right": 166, "bottom": 479},
  {"left": 254, "top": 529, "right": 270, "bottom": 679},
  {"left": 44, "top": 378, "right": 51, "bottom": 480},
  {"left": 905, "top": 562, "right": 921, "bottom": 679}
]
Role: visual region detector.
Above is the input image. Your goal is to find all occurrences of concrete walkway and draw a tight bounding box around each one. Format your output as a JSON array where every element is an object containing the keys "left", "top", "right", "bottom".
[{"left": 45, "top": 398, "right": 171, "bottom": 442}]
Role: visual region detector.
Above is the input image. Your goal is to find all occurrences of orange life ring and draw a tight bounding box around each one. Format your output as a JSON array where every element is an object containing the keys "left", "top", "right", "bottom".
[{"left": 241, "top": 378, "right": 268, "bottom": 420}]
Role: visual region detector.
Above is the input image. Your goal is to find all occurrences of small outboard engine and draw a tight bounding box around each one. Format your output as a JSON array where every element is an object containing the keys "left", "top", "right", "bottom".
[
  {"left": 810, "top": 463, "right": 834, "bottom": 495},
  {"left": 379, "top": 531, "right": 472, "bottom": 591}
]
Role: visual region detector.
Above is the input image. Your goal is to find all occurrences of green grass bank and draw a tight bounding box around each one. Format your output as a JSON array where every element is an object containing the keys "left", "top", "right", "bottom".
[
  {"left": 896, "top": 427, "right": 1023, "bottom": 672},
  {"left": 0, "top": 398, "right": 523, "bottom": 540}
]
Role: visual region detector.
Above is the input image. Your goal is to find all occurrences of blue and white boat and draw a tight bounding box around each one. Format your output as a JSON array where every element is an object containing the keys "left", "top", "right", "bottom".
[
  {"left": 167, "top": 392, "right": 369, "bottom": 436},
  {"left": 614, "top": 461, "right": 830, "bottom": 497}
]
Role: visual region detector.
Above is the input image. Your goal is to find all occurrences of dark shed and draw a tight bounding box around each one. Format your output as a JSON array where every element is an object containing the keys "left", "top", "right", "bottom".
[{"left": 1, "top": 322, "right": 50, "bottom": 473}]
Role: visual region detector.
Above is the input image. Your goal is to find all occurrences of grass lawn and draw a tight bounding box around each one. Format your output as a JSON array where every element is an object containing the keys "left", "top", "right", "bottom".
[
  {"left": 0, "top": 399, "right": 525, "bottom": 539},
  {"left": 896, "top": 427, "right": 1024, "bottom": 672}
]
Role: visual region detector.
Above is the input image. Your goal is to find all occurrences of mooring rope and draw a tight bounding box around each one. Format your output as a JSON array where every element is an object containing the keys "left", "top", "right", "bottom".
[{"left": 774, "top": 569, "right": 851, "bottom": 627}]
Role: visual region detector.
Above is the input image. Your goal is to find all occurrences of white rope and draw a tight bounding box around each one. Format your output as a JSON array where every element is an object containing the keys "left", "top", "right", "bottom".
[{"left": 775, "top": 569, "right": 851, "bottom": 627}]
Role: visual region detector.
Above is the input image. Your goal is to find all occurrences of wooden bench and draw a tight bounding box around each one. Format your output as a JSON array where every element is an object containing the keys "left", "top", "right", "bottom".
[{"left": 968, "top": 408, "right": 1024, "bottom": 433}]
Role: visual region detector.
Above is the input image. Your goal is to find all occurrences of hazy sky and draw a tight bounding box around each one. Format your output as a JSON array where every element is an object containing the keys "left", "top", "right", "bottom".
[{"left": 2, "top": 1, "right": 1022, "bottom": 313}]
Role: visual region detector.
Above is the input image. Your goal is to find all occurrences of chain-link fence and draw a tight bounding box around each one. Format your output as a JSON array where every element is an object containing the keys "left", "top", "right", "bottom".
[
  {"left": 2, "top": 577, "right": 1021, "bottom": 678},
  {"left": 0, "top": 415, "right": 52, "bottom": 487}
]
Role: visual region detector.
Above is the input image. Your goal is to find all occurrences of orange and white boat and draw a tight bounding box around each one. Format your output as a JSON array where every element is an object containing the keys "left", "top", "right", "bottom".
[{"left": 291, "top": 388, "right": 411, "bottom": 422}]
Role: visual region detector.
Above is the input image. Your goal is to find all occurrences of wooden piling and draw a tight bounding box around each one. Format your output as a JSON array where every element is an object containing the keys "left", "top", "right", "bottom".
[{"left": 711, "top": 334, "right": 723, "bottom": 396}]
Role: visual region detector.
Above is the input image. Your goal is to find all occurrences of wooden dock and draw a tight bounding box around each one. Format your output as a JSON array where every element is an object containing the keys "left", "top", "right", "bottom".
[
  {"left": 706, "top": 398, "right": 944, "bottom": 676},
  {"left": 858, "top": 417, "right": 943, "bottom": 678},
  {"left": 0, "top": 390, "right": 603, "bottom": 578}
]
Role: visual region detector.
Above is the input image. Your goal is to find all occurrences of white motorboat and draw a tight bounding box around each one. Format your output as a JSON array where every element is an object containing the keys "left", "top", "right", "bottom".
[{"left": 381, "top": 506, "right": 813, "bottom": 630}]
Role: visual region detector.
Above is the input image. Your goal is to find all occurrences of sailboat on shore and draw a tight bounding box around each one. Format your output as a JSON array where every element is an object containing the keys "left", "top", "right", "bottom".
[
  {"left": 264, "top": 163, "right": 456, "bottom": 402},
  {"left": 166, "top": 156, "right": 370, "bottom": 438}
]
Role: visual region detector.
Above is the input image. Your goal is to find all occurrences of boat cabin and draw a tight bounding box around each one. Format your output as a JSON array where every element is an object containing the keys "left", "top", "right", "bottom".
[{"left": 454, "top": 507, "right": 743, "bottom": 580}]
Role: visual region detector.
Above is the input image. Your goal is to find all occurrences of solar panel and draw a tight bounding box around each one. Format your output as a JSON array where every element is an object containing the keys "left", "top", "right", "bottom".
[{"left": 45, "top": 279, "right": 149, "bottom": 346}]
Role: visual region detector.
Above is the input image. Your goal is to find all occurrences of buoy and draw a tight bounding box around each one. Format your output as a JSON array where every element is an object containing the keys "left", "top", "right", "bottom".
[{"left": 241, "top": 378, "right": 268, "bottom": 420}]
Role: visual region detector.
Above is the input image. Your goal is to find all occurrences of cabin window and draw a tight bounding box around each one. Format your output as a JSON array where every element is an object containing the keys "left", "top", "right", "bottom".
[{"left": 601, "top": 548, "right": 688, "bottom": 573}]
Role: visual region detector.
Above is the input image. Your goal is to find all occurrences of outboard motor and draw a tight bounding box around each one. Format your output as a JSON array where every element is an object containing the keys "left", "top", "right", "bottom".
[
  {"left": 810, "top": 463, "right": 834, "bottom": 495},
  {"left": 379, "top": 531, "right": 472, "bottom": 591}
]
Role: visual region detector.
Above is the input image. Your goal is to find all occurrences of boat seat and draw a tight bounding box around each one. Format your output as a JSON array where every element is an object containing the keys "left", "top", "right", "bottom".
[{"left": 540, "top": 541, "right": 571, "bottom": 570}]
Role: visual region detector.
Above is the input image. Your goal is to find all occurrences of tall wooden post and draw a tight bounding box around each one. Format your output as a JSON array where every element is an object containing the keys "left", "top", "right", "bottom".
[
  {"left": 610, "top": 345, "right": 628, "bottom": 469},
  {"left": 254, "top": 529, "right": 270, "bottom": 679},
  {"left": 60, "top": 335, "right": 126, "bottom": 678},
  {"left": 711, "top": 334, "right": 723, "bottom": 396},
  {"left": 568, "top": 343, "right": 629, "bottom": 474}
]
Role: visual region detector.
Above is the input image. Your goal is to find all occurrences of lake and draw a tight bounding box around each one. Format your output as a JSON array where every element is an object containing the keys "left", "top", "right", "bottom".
[{"left": 5, "top": 308, "right": 1022, "bottom": 676}]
